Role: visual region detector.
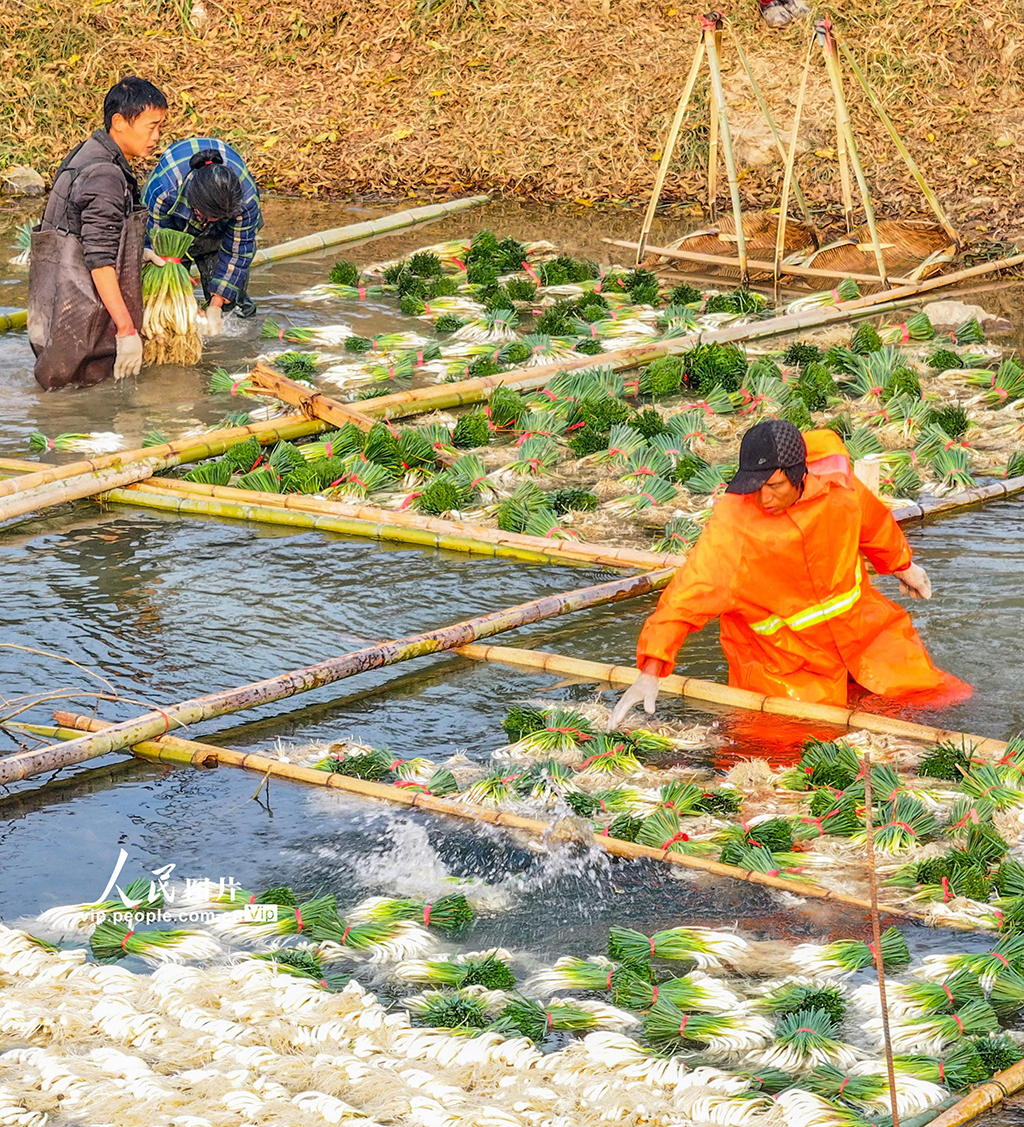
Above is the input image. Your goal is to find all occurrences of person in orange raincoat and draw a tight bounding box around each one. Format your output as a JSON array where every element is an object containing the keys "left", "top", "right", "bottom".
[{"left": 609, "top": 419, "right": 969, "bottom": 727}]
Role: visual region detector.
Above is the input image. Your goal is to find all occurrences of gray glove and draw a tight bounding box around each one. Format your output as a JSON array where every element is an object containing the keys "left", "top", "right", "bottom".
[
  {"left": 113, "top": 332, "right": 143, "bottom": 380},
  {"left": 895, "top": 562, "right": 932, "bottom": 600},
  {"left": 608, "top": 672, "right": 661, "bottom": 730}
]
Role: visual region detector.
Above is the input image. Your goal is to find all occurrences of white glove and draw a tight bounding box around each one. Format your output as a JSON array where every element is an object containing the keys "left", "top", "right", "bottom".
[
  {"left": 895, "top": 561, "right": 932, "bottom": 600},
  {"left": 113, "top": 332, "right": 143, "bottom": 380},
  {"left": 608, "top": 672, "right": 661, "bottom": 730},
  {"left": 142, "top": 248, "right": 166, "bottom": 267},
  {"left": 204, "top": 302, "right": 223, "bottom": 337}
]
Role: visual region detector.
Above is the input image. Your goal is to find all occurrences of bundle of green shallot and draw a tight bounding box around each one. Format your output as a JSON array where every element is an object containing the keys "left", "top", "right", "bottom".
[{"left": 141, "top": 228, "right": 202, "bottom": 366}]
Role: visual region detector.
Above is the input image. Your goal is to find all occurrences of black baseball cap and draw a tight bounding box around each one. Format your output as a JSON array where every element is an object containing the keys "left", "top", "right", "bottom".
[{"left": 725, "top": 419, "right": 808, "bottom": 495}]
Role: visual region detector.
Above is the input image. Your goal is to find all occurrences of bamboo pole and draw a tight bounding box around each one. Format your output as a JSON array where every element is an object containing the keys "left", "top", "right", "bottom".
[
  {"left": 0, "top": 570, "right": 672, "bottom": 788},
  {"left": 249, "top": 196, "right": 491, "bottom": 268},
  {"left": 0, "top": 310, "right": 27, "bottom": 334},
  {"left": 707, "top": 30, "right": 720, "bottom": 222},
  {"left": 862, "top": 754, "right": 902, "bottom": 1127},
  {"left": 356, "top": 288, "right": 921, "bottom": 423},
  {"left": 0, "top": 413, "right": 325, "bottom": 503},
  {"left": 41, "top": 711, "right": 952, "bottom": 926},
  {"left": 775, "top": 36, "right": 816, "bottom": 282},
  {"left": 838, "top": 41, "right": 959, "bottom": 248},
  {"left": 105, "top": 479, "right": 676, "bottom": 571},
  {"left": 636, "top": 36, "right": 706, "bottom": 264},
  {"left": 0, "top": 416, "right": 327, "bottom": 528},
  {"left": 611, "top": 240, "right": 910, "bottom": 287},
  {"left": 0, "top": 457, "right": 47, "bottom": 474},
  {"left": 608, "top": 240, "right": 1024, "bottom": 307},
  {"left": 703, "top": 14, "right": 749, "bottom": 284},
  {"left": 245, "top": 363, "right": 374, "bottom": 431},
  {"left": 818, "top": 18, "right": 890, "bottom": 287},
  {"left": 454, "top": 643, "right": 1009, "bottom": 755},
  {"left": 726, "top": 22, "right": 817, "bottom": 234},
  {"left": 922, "top": 1061, "right": 1024, "bottom": 1127},
  {"left": 110, "top": 476, "right": 680, "bottom": 571}
]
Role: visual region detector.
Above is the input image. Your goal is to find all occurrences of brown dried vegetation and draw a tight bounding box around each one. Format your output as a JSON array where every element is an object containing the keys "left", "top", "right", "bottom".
[{"left": 0, "top": 0, "right": 1021, "bottom": 230}]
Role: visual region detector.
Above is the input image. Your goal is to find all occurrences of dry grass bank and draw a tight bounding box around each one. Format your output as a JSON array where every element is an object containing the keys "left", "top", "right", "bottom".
[{"left": 0, "top": 0, "right": 1021, "bottom": 234}]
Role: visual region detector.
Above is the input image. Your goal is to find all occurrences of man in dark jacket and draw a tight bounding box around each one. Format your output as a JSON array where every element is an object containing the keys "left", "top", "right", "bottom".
[{"left": 28, "top": 77, "right": 167, "bottom": 390}]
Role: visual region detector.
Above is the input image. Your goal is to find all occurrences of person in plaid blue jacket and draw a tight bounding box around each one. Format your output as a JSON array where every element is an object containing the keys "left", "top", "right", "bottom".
[{"left": 144, "top": 138, "right": 263, "bottom": 333}]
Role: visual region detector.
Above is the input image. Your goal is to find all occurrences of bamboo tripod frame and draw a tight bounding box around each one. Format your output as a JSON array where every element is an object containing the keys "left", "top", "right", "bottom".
[
  {"left": 638, "top": 13, "right": 961, "bottom": 288},
  {"left": 635, "top": 12, "right": 816, "bottom": 272}
]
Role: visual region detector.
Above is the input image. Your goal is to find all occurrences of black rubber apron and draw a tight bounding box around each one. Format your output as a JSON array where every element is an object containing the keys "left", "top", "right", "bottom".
[{"left": 28, "top": 169, "right": 147, "bottom": 391}]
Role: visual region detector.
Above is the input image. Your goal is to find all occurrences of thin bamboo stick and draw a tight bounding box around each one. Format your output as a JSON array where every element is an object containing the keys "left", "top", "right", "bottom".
[
  {"left": 819, "top": 19, "right": 889, "bottom": 286},
  {"left": 245, "top": 363, "right": 374, "bottom": 431},
  {"left": 704, "top": 17, "right": 749, "bottom": 283},
  {"left": 862, "top": 754, "right": 902, "bottom": 1127},
  {"left": 727, "top": 21, "right": 817, "bottom": 234},
  {"left": 249, "top": 196, "right": 491, "bottom": 268},
  {"left": 707, "top": 30, "right": 720, "bottom": 222},
  {"left": 0, "top": 413, "right": 324, "bottom": 503},
  {"left": 820, "top": 22, "right": 855, "bottom": 234},
  {"left": 112, "top": 476, "right": 679, "bottom": 570},
  {"left": 106, "top": 479, "right": 675, "bottom": 571},
  {"left": 44, "top": 710, "right": 949, "bottom": 925},
  {"left": 0, "top": 570, "right": 672, "bottom": 787},
  {"left": 775, "top": 36, "right": 816, "bottom": 281},
  {"left": 838, "top": 42, "right": 959, "bottom": 247},
  {"left": 454, "top": 643, "right": 1009, "bottom": 755},
  {"left": 636, "top": 36, "right": 706, "bottom": 264}
]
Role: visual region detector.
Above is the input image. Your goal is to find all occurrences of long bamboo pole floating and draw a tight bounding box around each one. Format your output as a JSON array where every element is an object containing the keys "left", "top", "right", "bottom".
[
  {"left": 454, "top": 643, "right": 1009, "bottom": 754},
  {"left": 0, "top": 309, "right": 26, "bottom": 334},
  {"left": 0, "top": 416, "right": 328, "bottom": 528},
  {"left": 0, "top": 570, "right": 672, "bottom": 788},
  {"left": 357, "top": 289, "right": 920, "bottom": 422},
  {"left": 635, "top": 36, "right": 706, "bottom": 264},
  {"left": 249, "top": 195, "right": 491, "bottom": 268},
  {"left": 109, "top": 476, "right": 679, "bottom": 571},
  {"left": 105, "top": 480, "right": 671, "bottom": 569},
  {"left": 43, "top": 711, "right": 959, "bottom": 928},
  {"left": 0, "top": 413, "right": 325, "bottom": 505},
  {"left": 244, "top": 364, "right": 374, "bottom": 431}
]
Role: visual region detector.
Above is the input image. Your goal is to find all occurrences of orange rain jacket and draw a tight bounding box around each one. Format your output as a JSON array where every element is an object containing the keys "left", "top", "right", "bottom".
[{"left": 637, "top": 431, "right": 968, "bottom": 707}]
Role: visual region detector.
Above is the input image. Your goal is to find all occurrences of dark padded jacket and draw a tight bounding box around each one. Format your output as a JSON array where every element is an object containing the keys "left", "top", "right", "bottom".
[{"left": 40, "top": 129, "right": 141, "bottom": 271}]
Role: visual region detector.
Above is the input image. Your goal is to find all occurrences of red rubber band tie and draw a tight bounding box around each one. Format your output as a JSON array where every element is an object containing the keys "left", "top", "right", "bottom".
[
  {"left": 423, "top": 904, "right": 432, "bottom": 928},
  {"left": 121, "top": 930, "right": 134, "bottom": 951},
  {"left": 341, "top": 926, "right": 352, "bottom": 945},
  {"left": 294, "top": 909, "right": 304, "bottom": 933},
  {"left": 649, "top": 935, "right": 657, "bottom": 957},
  {"left": 678, "top": 1014, "right": 689, "bottom": 1036},
  {"left": 837, "top": 1078, "right": 850, "bottom": 1095}
]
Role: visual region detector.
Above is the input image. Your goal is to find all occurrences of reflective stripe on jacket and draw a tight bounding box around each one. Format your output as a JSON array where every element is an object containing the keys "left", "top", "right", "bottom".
[{"left": 636, "top": 430, "right": 967, "bottom": 706}]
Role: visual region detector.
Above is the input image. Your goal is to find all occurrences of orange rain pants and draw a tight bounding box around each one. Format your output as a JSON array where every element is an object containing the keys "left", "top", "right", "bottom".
[{"left": 636, "top": 431, "right": 969, "bottom": 707}]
